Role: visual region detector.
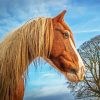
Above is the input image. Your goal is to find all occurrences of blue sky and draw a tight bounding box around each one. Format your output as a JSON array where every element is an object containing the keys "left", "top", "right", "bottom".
[{"left": 0, "top": 0, "right": 99, "bottom": 100}]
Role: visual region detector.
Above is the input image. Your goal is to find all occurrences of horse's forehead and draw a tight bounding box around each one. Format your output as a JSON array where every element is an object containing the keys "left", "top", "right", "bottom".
[
  {"left": 53, "top": 21, "right": 74, "bottom": 44},
  {"left": 53, "top": 21, "right": 63, "bottom": 28}
]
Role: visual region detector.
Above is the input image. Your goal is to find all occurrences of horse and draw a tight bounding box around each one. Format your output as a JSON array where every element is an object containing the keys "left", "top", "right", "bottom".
[{"left": 0, "top": 10, "right": 85, "bottom": 100}]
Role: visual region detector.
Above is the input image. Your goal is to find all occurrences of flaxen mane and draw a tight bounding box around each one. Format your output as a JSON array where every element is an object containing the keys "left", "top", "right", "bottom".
[{"left": 0, "top": 17, "right": 54, "bottom": 100}]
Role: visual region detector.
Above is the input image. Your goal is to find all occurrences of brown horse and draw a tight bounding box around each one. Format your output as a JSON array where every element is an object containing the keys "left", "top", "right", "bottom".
[{"left": 0, "top": 10, "right": 85, "bottom": 100}]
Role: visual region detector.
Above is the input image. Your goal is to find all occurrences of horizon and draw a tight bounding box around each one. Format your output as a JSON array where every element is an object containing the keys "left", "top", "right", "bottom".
[{"left": 0, "top": 0, "right": 99, "bottom": 100}]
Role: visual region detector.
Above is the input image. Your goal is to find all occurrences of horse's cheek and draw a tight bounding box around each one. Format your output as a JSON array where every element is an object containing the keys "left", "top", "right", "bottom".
[{"left": 51, "top": 40, "right": 65, "bottom": 57}]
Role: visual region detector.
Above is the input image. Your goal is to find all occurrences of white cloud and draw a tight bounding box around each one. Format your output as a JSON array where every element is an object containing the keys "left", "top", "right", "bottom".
[
  {"left": 28, "top": 71, "right": 66, "bottom": 87},
  {"left": 25, "top": 85, "right": 69, "bottom": 98},
  {"left": 0, "top": 0, "right": 70, "bottom": 36},
  {"left": 41, "top": 73, "right": 57, "bottom": 78},
  {"left": 24, "top": 63, "right": 67, "bottom": 98},
  {"left": 74, "top": 29, "right": 100, "bottom": 34}
]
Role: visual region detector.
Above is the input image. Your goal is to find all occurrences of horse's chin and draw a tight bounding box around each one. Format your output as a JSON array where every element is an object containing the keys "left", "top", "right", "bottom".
[
  {"left": 65, "top": 69, "right": 85, "bottom": 82},
  {"left": 65, "top": 72, "right": 79, "bottom": 82}
]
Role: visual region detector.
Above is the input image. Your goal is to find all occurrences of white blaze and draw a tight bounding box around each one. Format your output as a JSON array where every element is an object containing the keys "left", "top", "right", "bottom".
[{"left": 69, "top": 38, "right": 85, "bottom": 80}]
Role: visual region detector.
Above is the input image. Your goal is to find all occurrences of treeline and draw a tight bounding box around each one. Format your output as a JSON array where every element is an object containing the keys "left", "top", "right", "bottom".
[{"left": 67, "top": 35, "right": 100, "bottom": 100}]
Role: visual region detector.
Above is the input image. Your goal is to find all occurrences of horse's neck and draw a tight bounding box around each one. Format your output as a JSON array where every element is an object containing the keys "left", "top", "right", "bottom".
[
  {"left": 0, "top": 17, "right": 53, "bottom": 74},
  {"left": 0, "top": 27, "right": 33, "bottom": 73},
  {"left": 0, "top": 18, "right": 54, "bottom": 100}
]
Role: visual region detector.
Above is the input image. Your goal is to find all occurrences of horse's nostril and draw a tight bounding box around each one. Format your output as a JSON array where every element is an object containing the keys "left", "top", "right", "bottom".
[{"left": 70, "top": 68, "right": 76, "bottom": 74}]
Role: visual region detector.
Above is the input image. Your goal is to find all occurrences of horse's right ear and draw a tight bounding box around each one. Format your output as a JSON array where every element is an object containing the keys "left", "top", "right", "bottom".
[{"left": 52, "top": 10, "right": 67, "bottom": 22}]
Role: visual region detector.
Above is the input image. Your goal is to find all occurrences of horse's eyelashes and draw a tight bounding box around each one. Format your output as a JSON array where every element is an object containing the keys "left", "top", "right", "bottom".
[
  {"left": 63, "top": 30, "right": 70, "bottom": 39},
  {"left": 55, "top": 28, "right": 70, "bottom": 39}
]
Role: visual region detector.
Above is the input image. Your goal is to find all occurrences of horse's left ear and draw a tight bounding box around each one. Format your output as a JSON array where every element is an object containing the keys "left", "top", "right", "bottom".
[{"left": 52, "top": 10, "right": 67, "bottom": 22}]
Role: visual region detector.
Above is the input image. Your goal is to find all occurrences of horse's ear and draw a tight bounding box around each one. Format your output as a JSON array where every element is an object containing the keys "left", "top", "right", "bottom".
[{"left": 52, "top": 10, "right": 67, "bottom": 22}]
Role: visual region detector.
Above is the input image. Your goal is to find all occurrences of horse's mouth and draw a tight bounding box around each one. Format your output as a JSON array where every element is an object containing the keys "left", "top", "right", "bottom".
[
  {"left": 62, "top": 64, "right": 84, "bottom": 82},
  {"left": 61, "top": 64, "right": 77, "bottom": 75},
  {"left": 60, "top": 64, "right": 81, "bottom": 82},
  {"left": 47, "top": 56, "right": 81, "bottom": 82}
]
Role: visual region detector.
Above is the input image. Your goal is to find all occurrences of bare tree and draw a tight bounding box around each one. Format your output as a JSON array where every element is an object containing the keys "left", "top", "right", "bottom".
[{"left": 67, "top": 35, "right": 100, "bottom": 100}]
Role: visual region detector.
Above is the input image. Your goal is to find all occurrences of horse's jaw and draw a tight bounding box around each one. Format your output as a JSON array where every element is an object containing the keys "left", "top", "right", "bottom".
[{"left": 45, "top": 58, "right": 85, "bottom": 83}]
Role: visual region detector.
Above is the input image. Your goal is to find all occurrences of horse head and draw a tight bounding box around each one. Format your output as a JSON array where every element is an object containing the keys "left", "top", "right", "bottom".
[{"left": 49, "top": 10, "right": 85, "bottom": 82}]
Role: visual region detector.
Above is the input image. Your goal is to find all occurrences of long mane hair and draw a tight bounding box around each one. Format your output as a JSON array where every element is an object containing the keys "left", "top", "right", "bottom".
[{"left": 0, "top": 17, "right": 54, "bottom": 100}]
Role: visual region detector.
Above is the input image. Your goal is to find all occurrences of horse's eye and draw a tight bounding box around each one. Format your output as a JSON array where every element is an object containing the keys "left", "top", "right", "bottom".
[{"left": 63, "top": 30, "right": 70, "bottom": 39}]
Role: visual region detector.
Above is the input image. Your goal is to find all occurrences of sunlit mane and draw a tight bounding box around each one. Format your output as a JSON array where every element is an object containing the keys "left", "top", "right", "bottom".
[{"left": 0, "top": 17, "right": 54, "bottom": 100}]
